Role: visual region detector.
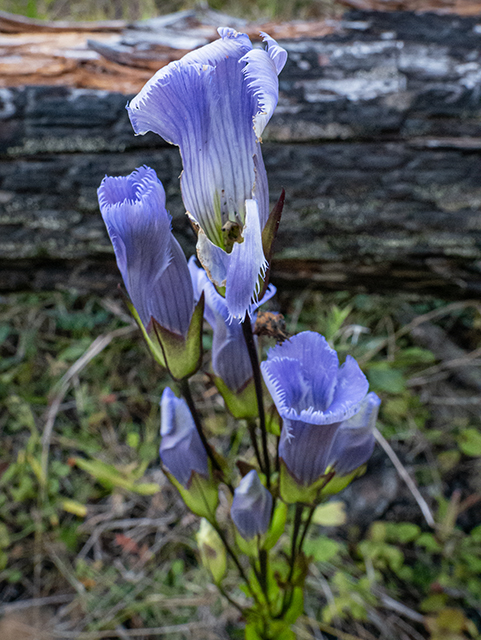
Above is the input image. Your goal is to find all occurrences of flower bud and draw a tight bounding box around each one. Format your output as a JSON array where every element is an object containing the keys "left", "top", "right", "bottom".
[
  {"left": 196, "top": 519, "right": 226, "bottom": 584},
  {"left": 159, "top": 387, "right": 207, "bottom": 487},
  {"left": 159, "top": 388, "right": 219, "bottom": 519},
  {"left": 231, "top": 470, "right": 272, "bottom": 540}
]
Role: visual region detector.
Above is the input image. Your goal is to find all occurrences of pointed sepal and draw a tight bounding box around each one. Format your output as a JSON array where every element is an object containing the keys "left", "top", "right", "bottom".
[
  {"left": 213, "top": 375, "right": 258, "bottom": 420},
  {"left": 262, "top": 500, "right": 287, "bottom": 550},
  {"left": 279, "top": 459, "right": 334, "bottom": 505},
  {"left": 258, "top": 189, "right": 285, "bottom": 300},
  {"left": 319, "top": 464, "right": 367, "bottom": 498},
  {"left": 164, "top": 466, "right": 219, "bottom": 521},
  {"left": 153, "top": 293, "right": 205, "bottom": 380}
]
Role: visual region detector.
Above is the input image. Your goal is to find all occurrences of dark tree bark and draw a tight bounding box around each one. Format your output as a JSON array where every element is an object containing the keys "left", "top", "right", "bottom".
[{"left": 1, "top": 9, "right": 481, "bottom": 296}]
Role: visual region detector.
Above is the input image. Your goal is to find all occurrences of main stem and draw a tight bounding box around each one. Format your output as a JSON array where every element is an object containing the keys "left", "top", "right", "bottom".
[
  {"left": 247, "top": 420, "right": 264, "bottom": 474},
  {"left": 241, "top": 318, "right": 270, "bottom": 488},
  {"left": 279, "top": 503, "right": 304, "bottom": 617}
]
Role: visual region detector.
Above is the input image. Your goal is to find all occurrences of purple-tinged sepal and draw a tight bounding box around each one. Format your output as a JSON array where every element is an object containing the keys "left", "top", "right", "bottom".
[
  {"left": 259, "top": 188, "right": 285, "bottom": 301},
  {"left": 196, "top": 519, "right": 226, "bottom": 584},
  {"left": 152, "top": 293, "right": 204, "bottom": 381},
  {"left": 231, "top": 470, "right": 273, "bottom": 541},
  {"left": 159, "top": 388, "right": 218, "bottom": 519}
]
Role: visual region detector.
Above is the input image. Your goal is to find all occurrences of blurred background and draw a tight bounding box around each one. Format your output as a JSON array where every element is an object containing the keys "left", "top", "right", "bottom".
[{"left": 0, "top": 0, "right": 342, "bottom": 21}]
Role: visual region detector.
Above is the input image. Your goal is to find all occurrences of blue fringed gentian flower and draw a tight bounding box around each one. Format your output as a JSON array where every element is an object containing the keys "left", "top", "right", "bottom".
[
  {"left": 159, "top": 387, "right": 218, "bottom": 518},
  {"left": 127, "top": 29, "right": 287, "bottom": 320},
  {"left": 261, "top": 331, "right": 380, "bottom": 503},
  {"left": 231, "top": 469, "right": 272, "bottom": 540},
  {"left": 98, "top": 166, "right": 204, "bottom": 380}
]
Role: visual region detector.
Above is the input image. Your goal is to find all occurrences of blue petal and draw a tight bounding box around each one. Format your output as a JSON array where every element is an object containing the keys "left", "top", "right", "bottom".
[
  {"left": 187, "top": 256, "right": 254, "bottom": 391},
  {"left": 196, "top": 200, "right": 268, "bottom": 321},
  {"left": 127, "top": 29, "right": 270, "bottom": 246},
  {"left": 262, "top": 332, "right": 346, "bottom": 424},
  {"left": 279, "top": 420, "right": 341, "bottom": 486},
  {"left": 160, "top": 388, "right": 208, "bottom": 487},
  {"left": 328, "top": 393, "right": 380, "bottom": 476},
  {"left": 241, "top": 33, "right": 287, "bottom": 139},
  {"left": 99, "top": 167, "right": 194, "bottom": 335},
  {"left": 327, "top": 355, "right": 370, "bottom": 421},
  {"left": 225, "top": 199, "right": 268, "bottom": 321},
  {"left": 260, "top": 32, "right": 288, "bottom": 75},
  {"left": 262, "top": 332, "right": 371, "bottom": 425},
  {"left": 212, "top": 320, "right": 253, "bottom": 392}
]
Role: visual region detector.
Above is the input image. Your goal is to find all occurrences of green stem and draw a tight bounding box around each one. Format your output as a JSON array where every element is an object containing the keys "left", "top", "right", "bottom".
[
  {"left": 247, "top": 420, "right": 264, "bottom": 473},
  {"left": 278, "top": 503, "right": 304, "bottom": 617},
  {"left": 212, "top": 522, "right": 260, "bottom": 605},
  {"left": 242, "top": 318, "right": 270, "bottom": 488},
  {"left": 297, "top": 471, "right": 335, "bottom": 554},
  {"left": 180, "top": 379, "right": 233, "bottom": 493},
  {"left": 297, "top": 504, "right": 316, "bottom": 554},
  {"left": 217, "top": 584, "right": 245, "bottom": 614},
  {"left": 258, "top": 548, "right": 270, "bottom": 608},
  {"left": 289, "top": 504, "right": 304, "bottom": 582}
]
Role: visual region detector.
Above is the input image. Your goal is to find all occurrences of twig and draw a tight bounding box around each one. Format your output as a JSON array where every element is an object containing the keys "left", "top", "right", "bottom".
[
  {"left": 425, "top": 396, "right": 481, "bottom": 405},
  {"left": 302, "top": 617, "right": 366, "bottom": 640},
  {"left": 374, "top": 428, "right": 435, "bottom": 528},
  {"left": 407, "top": 347, "right": 481, "bottom": 387},
  {"left": 379, "top": 594, "right": 424, "bottom": 623},
  {"left": 51, "top": 622, "right": 213, "bottom": 638},
  {"left": 391, "top": 614, "right": 427, "bottom": 640},
  {"left": 0, "top": 594, "right": 74, "bottom": 615},
  {"left": 359, "top": 300, "right": 481, "bottom": 365}
]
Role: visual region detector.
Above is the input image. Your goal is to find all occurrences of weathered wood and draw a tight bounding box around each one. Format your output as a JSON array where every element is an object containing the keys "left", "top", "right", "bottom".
[{"left": 1, "top": 9, "right": 481, "bottom": 296}]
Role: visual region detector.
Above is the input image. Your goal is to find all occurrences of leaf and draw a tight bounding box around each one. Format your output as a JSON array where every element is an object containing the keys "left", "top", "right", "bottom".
[
  {"left": 458, "top": 428, "right": 481, "bottom": 457},
  {"left": 304, "top": 536, "right": 341, "bottom": 563},
  {"left": 416, "top": 533, "right": 442, "bottom": 553},
  {"left": 0, "top": 523, "right": 10, "bottom": 549},
  {"left": 73, "top": 457, "right": 160, "bottom": 495},
  {"left": 367, "top": 364, "right": 406, "bottom": 394},
  {"left": 312, "top": 501, "right": 346, "bottom": 527},
  {"left": 62, "top": 499, "right": 87, "bottom": 517},
  {"left": 394, "top": 347, "right": 436, "bottom": 366},
  {"left": 386, "top": 522, "right": 421, "bottom": 544},
  {"left": 57, "top": 338, "right": 92, "bottom": 362}
]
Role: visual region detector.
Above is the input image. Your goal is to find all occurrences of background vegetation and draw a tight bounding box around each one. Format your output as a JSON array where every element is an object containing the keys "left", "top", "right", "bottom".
[
  {"left": 1, "top": 0, "right": 342, "bottom": 22},
  {"left": 1, "top": 289, "right": 480, "bottom": 638}
]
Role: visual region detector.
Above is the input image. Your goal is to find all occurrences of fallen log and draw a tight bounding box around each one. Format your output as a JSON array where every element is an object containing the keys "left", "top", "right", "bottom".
[{"left": 1, "top": 8, "right": 481, "bottom": 296}]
